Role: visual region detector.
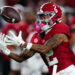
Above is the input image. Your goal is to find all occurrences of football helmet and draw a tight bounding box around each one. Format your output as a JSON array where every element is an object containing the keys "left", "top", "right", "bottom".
[{"left": 36, "top": 2, "right": 62, "bottom": 31}]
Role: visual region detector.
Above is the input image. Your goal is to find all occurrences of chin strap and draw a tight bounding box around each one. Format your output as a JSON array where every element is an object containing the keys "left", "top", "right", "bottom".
[
  {"left": 39, "top": 22, "right": 57, "bottom": 39},
  {"left": 39, "top": 31, "right": 46, "bottom": 39}
]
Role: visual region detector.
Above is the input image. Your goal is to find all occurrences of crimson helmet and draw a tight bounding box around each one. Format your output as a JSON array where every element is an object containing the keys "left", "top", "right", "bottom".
[{"left": 36, "top": 2, "right": 62, "bottom": 31}]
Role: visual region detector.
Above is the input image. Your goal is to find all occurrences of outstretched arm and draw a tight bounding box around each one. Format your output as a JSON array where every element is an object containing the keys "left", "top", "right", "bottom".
[
  {"left": 8, "top": 50, "right": 35, "bottom": 62},
  {"left": 0, "top": 33, "right": 35, "bottom": 62},
  {"left": 23, "top": 34, "right": 68, "bottom": 54},
  {"left": 5, "top": 31, "right": 68, "bottom": 54}
]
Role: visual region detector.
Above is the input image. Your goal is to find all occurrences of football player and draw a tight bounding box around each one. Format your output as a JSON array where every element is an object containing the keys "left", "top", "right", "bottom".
[{"left": 0, "top": 2, "right": 75, "bottom": 75}]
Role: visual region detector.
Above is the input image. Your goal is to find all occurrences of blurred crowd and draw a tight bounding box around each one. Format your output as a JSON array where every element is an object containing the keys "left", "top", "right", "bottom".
[{"left": 0, "top": 0, "right": 75, "bottom": 75}]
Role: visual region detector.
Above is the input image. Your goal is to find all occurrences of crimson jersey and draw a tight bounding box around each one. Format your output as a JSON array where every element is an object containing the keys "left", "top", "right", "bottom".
[{"left": 31, "top": 22, "right": 75, "bottom": 75}]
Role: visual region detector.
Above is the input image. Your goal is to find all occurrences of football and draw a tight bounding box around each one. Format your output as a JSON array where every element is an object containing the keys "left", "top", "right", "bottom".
[{"left": 0, "top": 6, "right": 21, "bottom": 23}]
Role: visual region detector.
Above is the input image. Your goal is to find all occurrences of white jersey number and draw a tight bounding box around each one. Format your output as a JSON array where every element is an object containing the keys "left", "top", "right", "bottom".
[{"left": 45, "top": 50, "right": 58, "bottom": 66}]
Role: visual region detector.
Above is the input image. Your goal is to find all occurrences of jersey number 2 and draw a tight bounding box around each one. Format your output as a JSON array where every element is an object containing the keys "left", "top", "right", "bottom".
[{"left": 45, "top": 50, "right": 58, "bottom": 66}]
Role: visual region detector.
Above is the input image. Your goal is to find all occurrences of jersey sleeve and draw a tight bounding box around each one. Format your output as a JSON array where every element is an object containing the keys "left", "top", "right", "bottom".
[
  {"left": 31, "top": 32, "right": 43, "bottom": 44},
  {"left": 51, "top": 22, "right": 71, "bottom": 38}
]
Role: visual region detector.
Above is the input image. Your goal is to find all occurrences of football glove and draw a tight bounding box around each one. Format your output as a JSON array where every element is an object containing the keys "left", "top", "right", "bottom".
[
  {"left": 0, "top": 33, "right": 10, "bottom": 55},
  {"left": 5, "top": 31, "right": 25, "bottom": 47}
]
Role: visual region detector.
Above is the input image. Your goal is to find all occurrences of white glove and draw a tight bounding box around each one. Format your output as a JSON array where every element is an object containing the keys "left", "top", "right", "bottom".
[
  {"left": 0, "top": 33, "right": 10, "bottom": 55},
  {"left": 5, "top": 31, "right": 25, "bottom": 47}
]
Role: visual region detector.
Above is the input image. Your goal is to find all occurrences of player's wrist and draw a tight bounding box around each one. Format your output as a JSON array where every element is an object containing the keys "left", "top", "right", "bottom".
[
  {"left": 19, "top": 41, "right": 25, "bottom": 47},
  {"left": 22, "top": 43, "right": 33, "bottom": 51},
  {"left": 25, "top": 43, "right": 33, "bottom": 51}
]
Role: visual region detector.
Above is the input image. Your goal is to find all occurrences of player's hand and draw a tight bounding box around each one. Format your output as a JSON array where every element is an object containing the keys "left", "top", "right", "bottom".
[
  {"left": 0, "top": 33, "right": 10, "bottom": 55},
  {"left": 5, "top": 31, "right": 25, "bottom": 47}
]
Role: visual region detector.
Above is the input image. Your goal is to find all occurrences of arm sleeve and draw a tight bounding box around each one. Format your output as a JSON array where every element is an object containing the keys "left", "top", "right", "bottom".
[{"left": 52, "top": 23, "right": 71, "bottom": 38}]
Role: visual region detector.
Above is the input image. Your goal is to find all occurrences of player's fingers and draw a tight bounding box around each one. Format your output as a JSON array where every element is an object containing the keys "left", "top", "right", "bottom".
[
  {"left": 0, "top": 33, "right": 2, "bottom": 40},
  {"left": 2, "top": 34, "right": 5, "bottom": 41},
  {"left": 0, "top": 33, "right": 2, "bottom": 39},
  {"left": 5, "top": 38, "right": 13, "bottom": 43},
  {"left": 9, "top": 31, "right": 16, "bottom": 38},
  {"left": 6, "top": 35, "right": 14, "bottom": 40},
  {"left": 18, "top": 31, "right": 22, "bottom": 38},
  {"left": 6, "top": 42, "right": 15, "bottom": 45}
]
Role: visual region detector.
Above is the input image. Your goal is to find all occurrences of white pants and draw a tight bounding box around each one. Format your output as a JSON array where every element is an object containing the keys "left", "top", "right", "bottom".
[{"left": 56, "top": 65, "right": 75, "bottom": 75}]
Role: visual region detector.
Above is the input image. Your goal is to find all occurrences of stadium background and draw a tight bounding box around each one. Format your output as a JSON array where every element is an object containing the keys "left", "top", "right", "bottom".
[{"left": 0, "top": 0, "right": 75, "bottom": 75}]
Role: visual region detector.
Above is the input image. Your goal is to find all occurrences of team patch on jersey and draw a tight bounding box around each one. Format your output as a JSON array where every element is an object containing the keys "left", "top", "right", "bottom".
[{"left": 34, "top": 38, "right": 38, "bottom": 43}]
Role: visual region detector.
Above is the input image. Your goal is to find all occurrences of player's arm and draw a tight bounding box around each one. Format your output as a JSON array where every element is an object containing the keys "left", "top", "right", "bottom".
[
  {"left": 5, "top": 31, "right": 68, "bottom": 54},
  {"left": 0, "top": 33, "right": 35, "bottom": 63},
  {"left": 23, "top": 34, "right": 68, "bottom": 54},
  {"left": 9, "top": 50, "right": 35, "bottom": 62}
]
